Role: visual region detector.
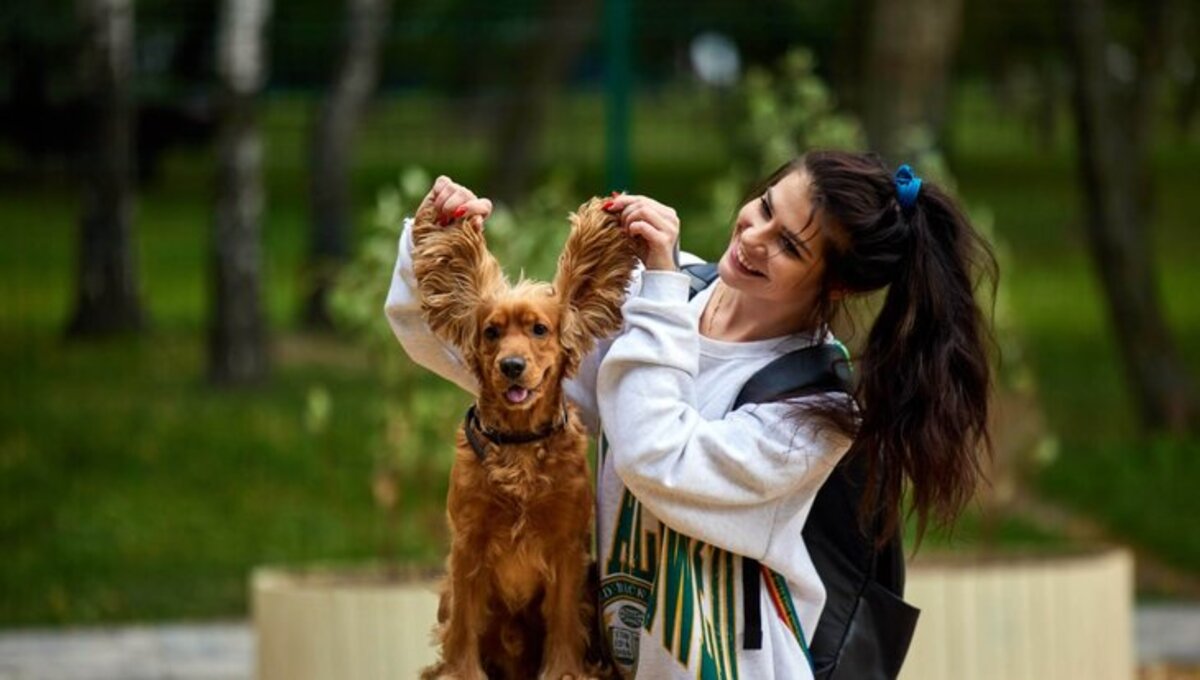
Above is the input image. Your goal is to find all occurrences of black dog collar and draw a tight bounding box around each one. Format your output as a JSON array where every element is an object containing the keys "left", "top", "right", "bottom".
[{"left": 463, "top": 403, "right": 569, "bottom": 461}]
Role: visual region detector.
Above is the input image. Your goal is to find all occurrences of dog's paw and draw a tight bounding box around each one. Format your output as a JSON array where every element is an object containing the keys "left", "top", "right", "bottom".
[
  {"left": 422, "top": 661, "right": 486, "bottom": 680},
  {"left": 433, "top": 671, "right": 485, "bottom": 680}
]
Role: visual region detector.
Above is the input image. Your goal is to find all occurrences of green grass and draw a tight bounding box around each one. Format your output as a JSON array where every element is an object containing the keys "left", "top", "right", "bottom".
[
  {"left": 0, "top": 325, "right": 485, "bottom": 624},
  {"left": 1, "top": 86, "right": 1198, "bottom": 626},
  {"left": 1037, "top": 437, "right": 1200, "bottom": 570},
  {"left": 0, "top": 330, "right": 468, "bottom": 625}
]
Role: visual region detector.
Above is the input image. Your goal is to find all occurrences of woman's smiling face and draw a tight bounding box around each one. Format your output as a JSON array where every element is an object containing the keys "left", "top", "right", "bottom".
[{"left": 716, "top": 169, "right": 829, "bottom": 307}]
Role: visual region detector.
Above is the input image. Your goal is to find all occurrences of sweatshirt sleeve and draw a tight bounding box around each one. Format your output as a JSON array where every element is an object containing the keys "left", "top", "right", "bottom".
[
  {"left": 596, "top": 271, "right": 851, "bottom": 559},
  {"left": 383, "top": 217, "right": 480, "bottom": 395}
]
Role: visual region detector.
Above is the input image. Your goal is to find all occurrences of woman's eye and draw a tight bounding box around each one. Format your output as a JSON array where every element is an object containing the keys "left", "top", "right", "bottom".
[
  {"left": 780, "top": 237, "right": 799, "bottom": 257},
  {"left": 759, "top": 197, "right": 771, "bottom": 219},
  {"left": 532, "top": 323, "right": 549, "bottom": 337},
  {"left": 484, "top": 326, "right": 500, "bottom": 341}
]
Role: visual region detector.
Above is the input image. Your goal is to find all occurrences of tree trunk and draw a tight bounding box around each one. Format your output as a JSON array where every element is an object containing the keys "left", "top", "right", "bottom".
[
  {"left": 487, "top": 0, "right": 597, "bottom": 205},
  {"left": 861, "top": 0, "right": 963, "bottom": 162},
  {"left": 1062, "top": 0, "right": 1198, "bottom": 433},
  {"left": 67, "top": 0, "right": 146, "bottom": 337},
  {"left": 829, "top": 0, "right": 872, "bottom": 117},
  {"left": 303, "top": 0, "right": 392, "bottom": 330},
  {"left": 210, "top": 0, "right": 271, "bottom": 386},
  {"left": 1171, "top": 3, "right": 1198, "bottom": 135},
  {"left": 1128, "top": 0, "right": 1170, "bottom": 216},
  {"left": 1180, "top": 70, "right": 1200, "bottom": 136}
]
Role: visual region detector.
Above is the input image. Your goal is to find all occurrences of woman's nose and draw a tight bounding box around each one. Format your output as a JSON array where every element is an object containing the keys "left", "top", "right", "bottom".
[{"left": 740, "top": 221, "right": 772, "bottom": 256}]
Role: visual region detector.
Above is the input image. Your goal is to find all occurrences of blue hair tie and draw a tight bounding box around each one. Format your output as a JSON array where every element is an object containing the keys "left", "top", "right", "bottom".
[{"left": 894, "top": 164, "right": 922, "bottom": 211}]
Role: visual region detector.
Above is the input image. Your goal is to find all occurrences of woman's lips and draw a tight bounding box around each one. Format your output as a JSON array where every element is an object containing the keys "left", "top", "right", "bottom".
[{"left": 731, "top": 237, "right": 766, "bottom": 277}]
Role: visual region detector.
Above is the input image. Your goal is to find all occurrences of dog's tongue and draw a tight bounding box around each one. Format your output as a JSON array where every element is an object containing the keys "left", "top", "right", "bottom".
[{"left": 505, "top": 386, "right": 530, "bottom": 404}]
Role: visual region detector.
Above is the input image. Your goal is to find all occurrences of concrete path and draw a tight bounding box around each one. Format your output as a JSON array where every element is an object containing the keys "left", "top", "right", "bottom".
[
  {"left": 0, "top": 606, "right": 1196, "bottom": 680},
  {"left": 0, "top": 623, "right": 249, "bottom": 680},
  {"left": 1137, "top": 604, "right": 1200, "bottom": 666}
]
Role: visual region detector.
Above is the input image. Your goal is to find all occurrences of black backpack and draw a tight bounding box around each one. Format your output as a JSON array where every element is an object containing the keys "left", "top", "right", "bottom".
[{"left": 683, "top": 263, "right": 920, "bottom": 680}]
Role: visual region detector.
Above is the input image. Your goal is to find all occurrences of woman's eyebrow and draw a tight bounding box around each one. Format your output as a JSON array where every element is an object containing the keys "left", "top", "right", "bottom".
[{"left": 767, "top": 187, "right": 814, "bottom": 257}]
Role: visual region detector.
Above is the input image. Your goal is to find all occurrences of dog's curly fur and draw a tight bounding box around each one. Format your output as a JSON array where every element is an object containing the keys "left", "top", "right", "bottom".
[{"left": 412, "top": 198, "right": 636, "bottom": 680}]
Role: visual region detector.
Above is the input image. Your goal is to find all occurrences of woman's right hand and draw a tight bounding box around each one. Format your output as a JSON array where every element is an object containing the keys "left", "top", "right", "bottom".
[{"left": 418, "top": 175, "right": 493, "bottom": 227}]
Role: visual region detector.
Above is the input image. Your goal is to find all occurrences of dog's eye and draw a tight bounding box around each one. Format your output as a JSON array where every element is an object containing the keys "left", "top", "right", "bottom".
[
  {"left": 532, "top": 323, "right": 549, "bottom": 337},
  {"left": 483, "top": 326, "right": 500, "bottom": 341}
]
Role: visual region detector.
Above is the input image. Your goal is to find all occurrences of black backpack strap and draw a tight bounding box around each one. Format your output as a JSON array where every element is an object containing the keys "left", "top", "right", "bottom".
[
  {"left": 734, "top": 343, "right": 852, "bottom": 409},
  {"left": 682, "top": 262, "right": 720, "bottom": 300},
  {"left": 732, "top": 343, "right": 852, "bottom": 652},
  {"left": 741, "top": 558, "right": 764, "bottom": 649}
]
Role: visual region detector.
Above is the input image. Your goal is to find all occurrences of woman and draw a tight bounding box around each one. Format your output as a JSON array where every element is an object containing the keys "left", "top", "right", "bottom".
[{"left": 385, "top": 151, "right": 994, "bottom": 679}]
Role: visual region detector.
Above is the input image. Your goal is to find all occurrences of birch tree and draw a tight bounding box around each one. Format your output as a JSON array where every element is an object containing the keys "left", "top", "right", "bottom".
[
  {"left": 488, "top": 0, "right": 597, "bottom": 205},
  {"left": 67, "top": 0, "right": 146, "bottom": 337},
  {"left": 210, "top": 0, "right": 271, "bottom": 385},
  {"left": 304, "top": 0, "right": 392, "bottom": 329}
]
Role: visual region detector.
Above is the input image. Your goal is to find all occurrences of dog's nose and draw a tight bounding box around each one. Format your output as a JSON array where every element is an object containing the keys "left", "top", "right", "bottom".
[{"left": 500, "top": 357, "right": 526, "bottom": 379}]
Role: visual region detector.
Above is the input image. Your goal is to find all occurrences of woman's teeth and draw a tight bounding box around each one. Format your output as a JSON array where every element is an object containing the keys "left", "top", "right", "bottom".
[{"left": 736, "top": 245, "right": 763, "bottom": 275}]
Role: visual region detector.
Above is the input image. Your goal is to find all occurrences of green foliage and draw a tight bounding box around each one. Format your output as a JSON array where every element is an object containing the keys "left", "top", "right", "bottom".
[
  {"left": 329, "top": 166, "right": 428, "bottom": 349},
  {"left": 478, "top": 171, "right": 587, "bottom": 281},
  {"left": 732, "top": 50, "right": 866, "bottom": 172},
  {"left": 1038, "top": 436, "right": 1200, "bottom": 574},
  {"left": 689, "top": 48, "right": 864, "bottom": 254}
]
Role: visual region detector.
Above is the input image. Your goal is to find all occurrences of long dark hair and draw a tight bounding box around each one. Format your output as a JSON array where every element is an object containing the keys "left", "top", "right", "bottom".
[{"left": 751, "top": 151, "right": 997, "bottom": 545}]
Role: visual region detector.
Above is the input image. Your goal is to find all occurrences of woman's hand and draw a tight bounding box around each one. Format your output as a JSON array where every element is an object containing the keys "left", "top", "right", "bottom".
[
  {"left": 603, "top": 193, "right": 679, "bottom": 271},
  {"left": 418, "top": 175, "right": 493, "bottom": 227}
]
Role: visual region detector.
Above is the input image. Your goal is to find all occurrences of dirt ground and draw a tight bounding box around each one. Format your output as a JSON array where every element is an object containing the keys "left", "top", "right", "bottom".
[{"left": 1140, "top": 664, "right": 1200, "bottom": 680}]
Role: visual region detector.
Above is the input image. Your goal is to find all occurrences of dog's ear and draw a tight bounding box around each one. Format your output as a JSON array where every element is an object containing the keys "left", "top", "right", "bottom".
[
  {"left": 410, "top": 201, "right": 442, "bottom": 251},
  {"left": 412, "top": 205, "right": 505, "bottom": 365},
  {"left": 553, "top": 198, "right": 639, "bottom": 376}
]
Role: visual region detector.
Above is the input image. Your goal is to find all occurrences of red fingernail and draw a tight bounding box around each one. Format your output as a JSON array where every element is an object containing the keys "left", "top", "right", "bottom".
[
  {"left": 452, "top": 206, "right": 467, "bottom": 218},
  {"left": 602, "top": 200, "right": 615, "bottom": 211}
]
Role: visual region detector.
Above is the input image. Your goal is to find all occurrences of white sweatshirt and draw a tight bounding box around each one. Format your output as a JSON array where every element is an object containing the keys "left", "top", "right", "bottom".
[{"left": 385, "top": 219, "right": 853, "bottom": 680}]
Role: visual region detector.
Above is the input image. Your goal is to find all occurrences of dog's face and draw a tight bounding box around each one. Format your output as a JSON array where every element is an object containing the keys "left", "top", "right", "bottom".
[
  {"left": 413, "top": 198, "right": 638, "bottom": 411},
  {"left": 475, "top": 285, "right": 563, "bottom": 411}
]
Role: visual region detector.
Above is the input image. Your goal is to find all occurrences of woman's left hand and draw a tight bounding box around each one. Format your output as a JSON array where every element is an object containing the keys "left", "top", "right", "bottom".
[{"left": 604, "top": 193, "right": 679, "bottom": 271}]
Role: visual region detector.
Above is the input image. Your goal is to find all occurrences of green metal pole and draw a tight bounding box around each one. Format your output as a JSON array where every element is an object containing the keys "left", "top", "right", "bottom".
[{"left": 605, "top": 0, "right": 631, "bottom": 192}]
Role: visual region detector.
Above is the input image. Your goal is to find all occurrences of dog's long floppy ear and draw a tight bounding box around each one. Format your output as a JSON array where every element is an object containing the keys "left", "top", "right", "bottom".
[
  {"left": 553, "top": 198, "right": 639, "bottom": 377},
  {"left": 411, "top": 202, "right": 506, "bottom": 359}
]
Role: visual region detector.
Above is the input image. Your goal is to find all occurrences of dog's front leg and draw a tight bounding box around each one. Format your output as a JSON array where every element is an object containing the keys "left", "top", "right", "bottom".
[
  {"left": 437, "top": 552, "right": 491, "bottom": 680},
  {"left": 539, "top": 553, "right": 591, "bottom": 680}
]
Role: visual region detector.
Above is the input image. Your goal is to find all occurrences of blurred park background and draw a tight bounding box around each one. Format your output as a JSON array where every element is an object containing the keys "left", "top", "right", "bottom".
[{"left": 1, "top": 0, "right": 1198, "bottom": 634}]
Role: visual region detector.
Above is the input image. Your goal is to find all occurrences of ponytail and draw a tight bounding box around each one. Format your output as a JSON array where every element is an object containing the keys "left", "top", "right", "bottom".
[
  {"left": 798, "top": 151, "right": 996, "bottom": 544},
  {"left": 857, "top": 181, "right": 994, "bottom": 543}
]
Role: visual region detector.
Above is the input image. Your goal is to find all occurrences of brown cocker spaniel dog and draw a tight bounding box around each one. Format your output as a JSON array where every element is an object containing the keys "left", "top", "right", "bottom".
[{"left": 412, "top": 198, "right": 636, "bottom": 680}]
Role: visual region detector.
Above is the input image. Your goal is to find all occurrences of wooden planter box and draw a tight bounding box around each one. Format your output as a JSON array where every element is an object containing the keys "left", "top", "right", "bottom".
[
  {"left": 901, "top": 547, "right": 1135, "bottom": 680},
  {"left": 252, "top": 565, "right": 441, "bottom": 680},
  {"left": 253, "top": 548, "right": 1134, "bottom": 680}
]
